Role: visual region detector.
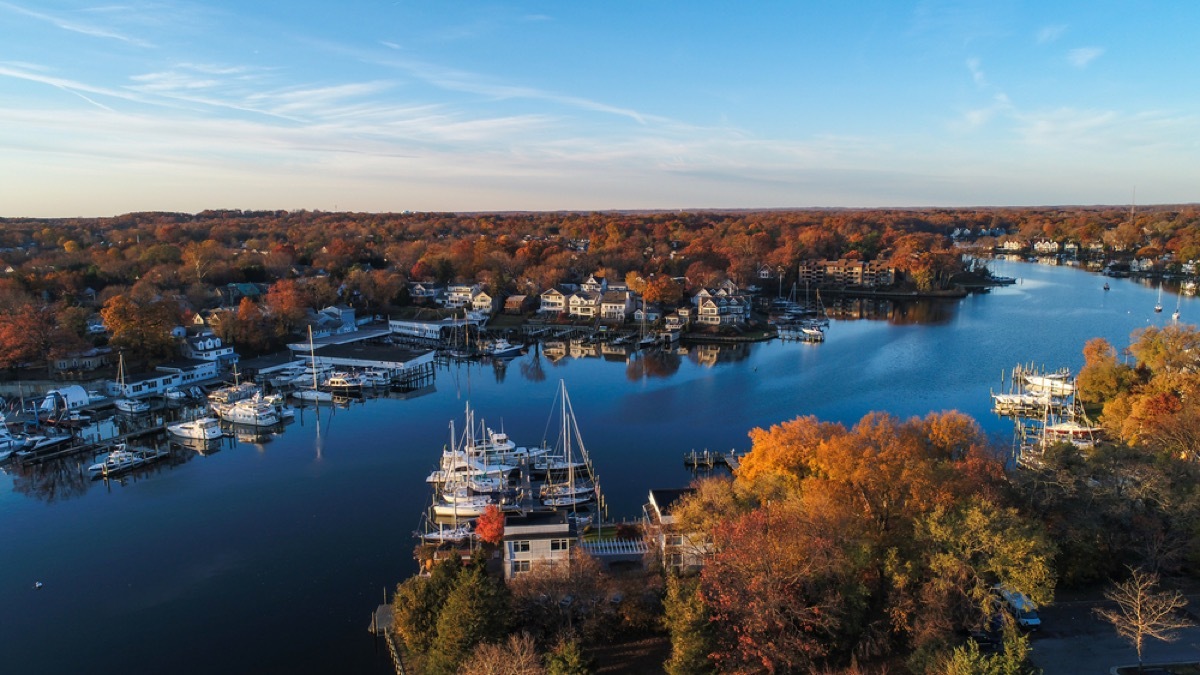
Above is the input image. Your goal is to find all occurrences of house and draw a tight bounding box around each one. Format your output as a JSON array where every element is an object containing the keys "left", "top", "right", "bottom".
[
  {"left": 446, "top": 283, "right": 482, "bottom": 309},
  {"left": 539, "top": 288, "right": 567, "bottom": 314},
  {"left": 567, "top": 291, "right": 601, "bottom": 319},
  {"left": 692, "top": 287, "right": 751, "bottom": 326},
  {"left": 50, "top": 347, "right": 112, "bottom": 374},
  {"left": 643, "top": 488, "right": 708, "bottom": 573},
  {"left": 470, "top": 290, "right": 497, "bottom": 315},
  {"left": 599, "top": 291, "right": 632, "bottom": 323},
  {"left": 219, "top": 282, "right": 267, "bottom": 307},
  {"left": 757, "top": 264, "right": 776, "bottom": 280},
  {"left": 504, "top": 294, "right": 534, "bottom": 315},
  {"left": 1001, "top": 240, "right": 1026, "bottom": 252},
  {"left": 407, "top": 281, "right": 444, "bottom": 306},
  {"left": 633, "top": 304, "right": 662, "bottom": 324},
  {"left": 502, "top": 511, "right": 578, "bottom": 580},
  {"left": 181, "top": 328, "right": 238, "bottom": 366},
  {"left": 581, "top": 274, "right": 607, "bottom": 294},
  {"left": 1033, "top": 240, "right": 1061, "bottom": 254}
]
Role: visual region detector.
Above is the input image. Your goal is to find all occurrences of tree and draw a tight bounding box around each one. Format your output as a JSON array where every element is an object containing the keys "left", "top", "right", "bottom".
[
  {"left": 426, "top": 565, "right": 512, "bottom": 675},
  {"left": 459, "top": 633, "right": 546, "bottom": 675},
  {"left": 100, "top": 293, "right": 180, "bottom": 359},
  {"left": 1095, "top": 567, "right": 1192, "bottom": 671},
  {"left": 392, "top": 556, "right": 461, "bottom": 654},
  {"left": 1077, "top": 338, "right": 1136, "bottom": 404},
  {"left": 475, "top": 503, "right": 505, "bottom": 545},
  {"left": 663, "top": 575, "right": 715, "bottom": 675},
  {"left": 545, "top": 638, "right": 591, "bottom": 675}
]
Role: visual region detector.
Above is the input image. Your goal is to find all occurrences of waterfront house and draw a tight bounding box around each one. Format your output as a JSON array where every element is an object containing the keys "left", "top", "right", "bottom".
[
  {"left": 504, "top": 294, "right": 534, "bottom": 315},
  {"left": 470, "top": 290, "right": 497, "bottom": 315},
  {"left": 599, "top": 291, "right": 633, "bottom": 323},
  {"left": 156, "top": 359, "right": 221, "bottom": 387},
  {"left": 502, "top": 511, "right": 578, "bottom": 580},
  {"left": 633, "top": 304, "right": 662, "bottom": 325},
  {"left": 446, "top": 283, "right": 482, "bottom": 309},
  {"left": 567, "top": 291, "right": 602, "bottom": 319},
  {"left": 1033, "top": 240, "right": 1061, "bottom": 254},
  {"left": 643, "top": 488, "right": 708, "bottom": 573},
  {"left": 539, "top": 288, "right": 567, "bottom": 315}
]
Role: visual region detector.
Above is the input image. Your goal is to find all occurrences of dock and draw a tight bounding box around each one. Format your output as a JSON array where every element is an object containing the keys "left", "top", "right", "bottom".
[
  {"left": 683, "top": 448, "right": 741, "bottom": 471},
  {"left": 369, "top": 598, "right": 408, "bottom": 675}
]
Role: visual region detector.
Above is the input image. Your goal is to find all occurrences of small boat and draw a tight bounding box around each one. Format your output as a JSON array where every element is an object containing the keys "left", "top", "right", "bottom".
[
  {"left": 1155, "top": 285, "right": 1164, "bottom": 313},
  {"left": 1103, "top": 282, "right": 1110, "bottom": 291},
  {"left": 417, "top": 522, "right": 474, "bottom": 544},
  {"left": 163, "top": 387, "right": 189, "bottom": 402},
  {"left": 88, "top": 444, "right": 143, "bottom": 477},
  {"left": 167, "top": 417, "right": 223, "bottom": 441},
  {"left": 292, "top": 388, "right": 334, "bottom": 403},
  {"left": 113, "top": 354, "right": 151, "bottom": 414}
]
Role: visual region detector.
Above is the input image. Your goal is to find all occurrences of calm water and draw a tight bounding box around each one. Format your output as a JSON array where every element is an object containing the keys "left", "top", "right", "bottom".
[{"left": 0, "top": 260, "right": 1189, "bottom": 674}]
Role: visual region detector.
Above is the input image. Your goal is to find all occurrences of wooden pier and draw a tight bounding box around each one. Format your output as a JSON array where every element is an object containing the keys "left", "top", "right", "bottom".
[{"left": 683, "top": 448, "right": 741, "bottom": 471}]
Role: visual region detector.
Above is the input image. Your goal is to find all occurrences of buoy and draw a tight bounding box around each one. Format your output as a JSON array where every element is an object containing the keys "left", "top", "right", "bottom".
[{"left": 34, "top": 581, "right": 43, "bottom": 590}]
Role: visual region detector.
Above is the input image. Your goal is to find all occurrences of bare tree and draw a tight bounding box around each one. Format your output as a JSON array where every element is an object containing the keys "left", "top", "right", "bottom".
[
  {"left": 459, "top": 633, "right": 546, "bottom": 675},
  {"left": 1095, "top": 567, "right": 1192, "bottom": 671}
]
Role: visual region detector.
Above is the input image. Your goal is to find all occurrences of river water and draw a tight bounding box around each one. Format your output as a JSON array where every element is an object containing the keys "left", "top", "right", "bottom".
[{"left": 0, "top": 259, "right": 1188, "bottom": 674}]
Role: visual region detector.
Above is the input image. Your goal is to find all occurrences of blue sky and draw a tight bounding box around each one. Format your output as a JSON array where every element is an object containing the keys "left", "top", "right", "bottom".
[{"left": 1, "top": 1, "right": 1197, "bottom": 216}]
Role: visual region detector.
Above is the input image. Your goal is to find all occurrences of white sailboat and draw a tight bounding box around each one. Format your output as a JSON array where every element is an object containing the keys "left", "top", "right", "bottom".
[
  {"left": 540, "top": 381, "right": 598, "bottom": 508},
  {"left": 113, "top": 354, "right": 150, "bottom": 414},
  {"left": 293, "top": 327, "right": 334, "bottom": 402},
  {"left": 1155, "top": 284, "right": 1164, "bottom": 313},
  {"left": 1173, "top": 291, "right": 1182, "bottom": 322}
]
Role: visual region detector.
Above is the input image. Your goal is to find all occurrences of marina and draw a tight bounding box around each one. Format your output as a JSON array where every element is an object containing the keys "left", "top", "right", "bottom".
[{"left": 0, "top": 259, "right": 1193, "bottom": 675}]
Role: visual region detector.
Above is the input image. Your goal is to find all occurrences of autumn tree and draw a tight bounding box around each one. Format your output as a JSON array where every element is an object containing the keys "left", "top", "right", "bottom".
[
  {"left": 392, "top": 555, "right": 462, "bottom": 655},
  {"left": 181, "top": 239, "right": 229, "bottom": 284},
  {"left": 663, "top": 575, "right": 715, "bottom": 675},
  {"left": 1076, "top": 337, "right": 1137, "bottom": 404},
  {"left": 264, "top": 279, "right": 309, "bottom": 334},
  {"left": 100, "top": 293, "right": 181, "bottom": 359},
  {"left": 459, "top": 633, "right": 546, "bottom": 675},
  {"left": 1095, "top": 567, "right": 1192, "bottom": 671},
  {"left": 475, "top": 504, "right": 505, "bottom": 545}
]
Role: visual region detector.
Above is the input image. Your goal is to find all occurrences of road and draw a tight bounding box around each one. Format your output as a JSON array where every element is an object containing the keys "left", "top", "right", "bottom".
[{"left": 1030, "top": 594, "right": 1200, "bottom": 674}]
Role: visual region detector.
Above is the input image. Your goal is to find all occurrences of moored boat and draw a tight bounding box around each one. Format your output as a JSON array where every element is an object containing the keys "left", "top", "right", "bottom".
[{"left": 167, "top": 417, "right": 223, "bottom": 441}]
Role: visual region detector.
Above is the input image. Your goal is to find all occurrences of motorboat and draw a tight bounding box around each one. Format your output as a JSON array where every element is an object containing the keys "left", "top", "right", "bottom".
[
  {"left": 88, "top": 444, "right": 143, "bottom": 477},
  {"left": 216, "top": 395, "right": 280, "bottom": 427},
  {"left": 324, "top": 371, "right": 365, "bottom": 392},
  {"left": 167, "top": 417, "right": 223, "bottom": 441},
  {"left": 292, "top": 388, "right": 334, "bottom": 403},
  {"left": 485, "top": 338, "right": 524, "bottom": 357},
  {"left": 163, "top": 387, "right": 189, "bottom": 402},
  {"left": 207, "top": 382, "right": 259, "bottom": 406}
]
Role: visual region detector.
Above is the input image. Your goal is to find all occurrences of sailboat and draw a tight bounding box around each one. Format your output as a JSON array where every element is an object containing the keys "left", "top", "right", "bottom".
[
  {"left": 1173, "top": 292, "right": 1181, "bottom": 322},
  {"left": 293, "top": 326, "right": 333, "bottom": 403},
  {"left": 113, "top": 353, "right": 150, "bottom": 414},
  {"left": 1155, "top": 285, "right": 1164, "bottom": 313},
  {"left": 637, "top": 297, "right": 656, "bottom": 348},
  {"left": 540, "top": 381, "right": 598, "bottom": 508}
]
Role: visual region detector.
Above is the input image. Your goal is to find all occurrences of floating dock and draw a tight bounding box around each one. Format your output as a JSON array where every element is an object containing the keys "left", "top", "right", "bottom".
[{"left": 683, "top": 448, "right": 741, "bottom": 471}]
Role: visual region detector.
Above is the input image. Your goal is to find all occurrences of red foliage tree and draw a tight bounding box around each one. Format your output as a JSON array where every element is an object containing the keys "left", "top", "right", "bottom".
[{"left": 475, "top": 504, "right": 505, "bottom": 545}]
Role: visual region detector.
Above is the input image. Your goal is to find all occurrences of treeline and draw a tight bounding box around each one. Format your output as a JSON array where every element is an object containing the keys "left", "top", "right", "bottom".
[{"left": 0, "top": 206, "right": 1195, "bottom": 367}]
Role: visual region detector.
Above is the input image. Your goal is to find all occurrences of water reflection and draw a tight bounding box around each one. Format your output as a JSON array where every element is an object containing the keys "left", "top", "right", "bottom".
[{"left": 826, "top": 297, "right": 958, "bottom": 324}]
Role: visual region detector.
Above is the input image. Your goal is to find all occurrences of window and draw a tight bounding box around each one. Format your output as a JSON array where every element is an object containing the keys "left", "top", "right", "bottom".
[
  {"left": 512, "top": 560, "right": 531, "bottom": 573},
  {"left": 512, "top": 540, "right": 530, "bottom": 553},
  {"left": 550, "top": 539, "right": 571, "bottom": 552}
]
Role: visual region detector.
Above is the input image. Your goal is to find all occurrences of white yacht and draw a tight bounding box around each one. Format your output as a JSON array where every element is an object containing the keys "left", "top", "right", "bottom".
[
  {"left": 216, "top": 395, "right": 280, "bottom": 427},
  {"left": 88, "top": 444, "right": 142, "bottom": 477},
  {"left": 485, "top": 338, "right": 524, "bottom": 357},
  {"left": 167, "top": 417, "right": 223, "bottom": 441},
  {"left": 324, "top": 371, "right": 365, "bottom": 392}
]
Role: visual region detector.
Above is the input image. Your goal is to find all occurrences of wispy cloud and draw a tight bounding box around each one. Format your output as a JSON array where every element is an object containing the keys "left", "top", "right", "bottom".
[
  {"left": 0, "top": 1, "right": 153, "bottom": 47},
  {"left": 1036, "top": 24, "right": 1067, "bottom": 44},
  {"left": 1067, "top": 47, "right": 1104, "bottom": 68},
  {"left": 966, "top": 57, "right": 987, "bottom": 87}
]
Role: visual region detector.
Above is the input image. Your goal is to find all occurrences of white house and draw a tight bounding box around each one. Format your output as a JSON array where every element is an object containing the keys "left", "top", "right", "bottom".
[
  {"left": 181, "top": 328, "right": 238, "bottom": 366},
  {"left": 1033, "top": 240, "right": 1061, "bottom": 254},
  {"left": 567, "top": 291, "right": 601, "bottom": 319},
  {"left": 470, "top": 290, "right": 497, "bottom": 315},
  {"left": 539, "top": 288, "right": 567, "bottom": 314},
  {"left": 446, "top": 283, "right": 482, "bottom": 308},
  {"left": 599, "top": 291, "right": 632, "bottom": 322},
  {"left": 407, "top": 281, "right": 444, "bottom": 305}
]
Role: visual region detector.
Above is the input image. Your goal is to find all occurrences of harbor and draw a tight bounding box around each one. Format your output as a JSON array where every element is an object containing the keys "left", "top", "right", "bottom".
[{"left": 0, "top": 259, "right": 1189, "bottom": 675}]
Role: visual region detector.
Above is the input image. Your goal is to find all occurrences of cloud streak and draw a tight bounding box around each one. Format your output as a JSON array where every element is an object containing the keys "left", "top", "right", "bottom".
[
  {"left": 0, "top": 1, "right": 153, "bottom": 47},
  {"left": 1067, "top": 47, "right": 1104, "bottom": 68}
]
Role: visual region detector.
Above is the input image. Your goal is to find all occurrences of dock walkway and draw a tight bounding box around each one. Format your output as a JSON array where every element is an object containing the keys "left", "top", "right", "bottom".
[{"left": 683, "top": 448, "right": 741, "bottom": 471}]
